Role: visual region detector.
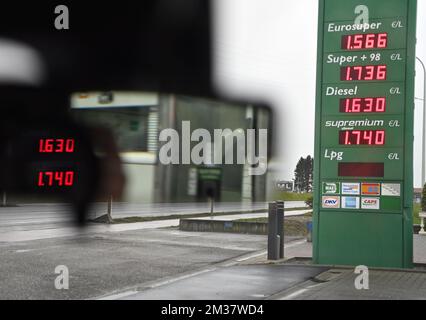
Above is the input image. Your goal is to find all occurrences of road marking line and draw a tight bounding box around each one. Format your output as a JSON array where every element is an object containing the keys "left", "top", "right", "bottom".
[
  {"left": 235, "top": 240, "right": 307, "bottom": 263},
  {"left": 236, "top": 251, "right": 267, "bottom": 262},
  {"left": 279, "top": 288, "right": 309, "bottom": 300},
  {"left": 15, "top": 249, "right": 33, "bottom": 253},
  {"left": 231, "top": 239, "right": 307, "bottom": 265},
  {"left": 148, "top": 268, "right": 215, "bottom": 289},
  {"left": 98, "top": 269, "right": 216, "bottom": 300},
  {"left": 285, "top": 239, "right": 307, "bottom": 248},
  {"left": 98, "top": 290, "right": 139, "bottom": 300}
]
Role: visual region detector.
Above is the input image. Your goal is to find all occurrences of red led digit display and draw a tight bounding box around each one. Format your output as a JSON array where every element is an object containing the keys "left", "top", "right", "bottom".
[
  {"left": 339, "top": 130, "right": 385, "bottom": 145},
  {"left": 341, "top": 65, "right": 387, "bottom": 81},
  {"left": 341, "top": 33, "right": 388, "bottom": 50},
  {"left": 338, "top": 163, "right": 384, "bottom": 178},
  {"left": 36, "top": 138, "right": 76, "bottom": 188},
  {"left": 37, "top": 171, "right": 75, "bottom": 187},
  {"left": 39, "top": 139, "right": 75, "bottom": 153},
  {"left": 340, "top": 97, "right": 386, "bottom": 113}
]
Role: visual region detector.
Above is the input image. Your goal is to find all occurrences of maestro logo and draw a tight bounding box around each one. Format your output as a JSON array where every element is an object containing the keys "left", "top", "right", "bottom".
[
  {"left": 322, "top": 196, "right": 340, "bottom": 208},
  {"left": 342, "top": 182, "right": 360, "bottom": 195}
]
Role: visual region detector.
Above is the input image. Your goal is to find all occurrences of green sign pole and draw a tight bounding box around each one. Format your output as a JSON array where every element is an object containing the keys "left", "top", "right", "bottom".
[{"left": 313, "top": 0, "right": 417, "bottom": 268}]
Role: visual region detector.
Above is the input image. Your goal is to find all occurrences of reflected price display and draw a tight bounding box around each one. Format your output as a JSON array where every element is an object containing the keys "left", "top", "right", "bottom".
[
  {"left": 39, "top": 138, "right": 75, "bottom": 153},
  {"left": 2, "top": 125, "right": 99, "bottom": 213},
  {"left": 37, "top": 138, "right": 76, "bottom": 188},
  {"left": 38, "top": 171, "right": 74, "bottom": 186},
  {"left": 339, "top": 130, "right": 385, "bottom": 145}
]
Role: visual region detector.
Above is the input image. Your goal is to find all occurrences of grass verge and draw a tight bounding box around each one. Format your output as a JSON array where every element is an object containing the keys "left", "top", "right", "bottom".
[
  {"left": 98, "top": 206, "right": 309, "bottom": 224},
  {"left": 269, "top": 192, "right": 312, "bottom": 202},
  {"left": 237, "top": 213, "right": 312, "bottom": 237},
  {"left": 414, "top": 203, "right": 421, "bottom": 225}
]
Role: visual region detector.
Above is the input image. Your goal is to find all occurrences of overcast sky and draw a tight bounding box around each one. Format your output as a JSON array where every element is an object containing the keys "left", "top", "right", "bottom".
[{"left": 214, "top": 0, "right": 426, "bottom": 187}]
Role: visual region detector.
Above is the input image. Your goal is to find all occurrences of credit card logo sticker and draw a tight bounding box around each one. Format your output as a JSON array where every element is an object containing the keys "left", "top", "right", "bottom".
[
  {"left": 322, "top": 196, "right": 340, "bottom": 208},
  {"left": 322, "top": 182, "right": 340, "bottom": 194},
  {"left": 381, "top": 183, "right": 401, "bottom": 196},
  {"left": 361, "top": 183, "right": 381, "bottom": 196},
  {"left": 342, "top": 196, "right": 360, "bottom": 209},
  {"left": 341, "top": 183, "right": 360, "bottom": 195},
  {"left": 361, "top": 197, "right": 380, "bottom": 210}
]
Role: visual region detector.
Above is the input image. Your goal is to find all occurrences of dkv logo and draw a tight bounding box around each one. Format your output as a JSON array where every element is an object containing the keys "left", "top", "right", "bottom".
[{"left": 322, "top": 196, "right": 340, "bottom": 208}]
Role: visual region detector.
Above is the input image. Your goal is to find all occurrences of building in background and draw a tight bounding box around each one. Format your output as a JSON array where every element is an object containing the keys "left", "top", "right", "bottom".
[
  {"left": 276, "top": 180, "right": 294, "bottom": 192},
  {"left": 71, "top": 91, "right": 271, "bottom": 203},
  {"left": 414, "top": 188, "right": 422, "bottom": 204}
]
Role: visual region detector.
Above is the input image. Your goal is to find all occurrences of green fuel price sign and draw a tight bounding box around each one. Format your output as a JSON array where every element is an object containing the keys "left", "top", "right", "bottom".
[{"left": 313, "top": 0, "right": 417, "bottom": 268}]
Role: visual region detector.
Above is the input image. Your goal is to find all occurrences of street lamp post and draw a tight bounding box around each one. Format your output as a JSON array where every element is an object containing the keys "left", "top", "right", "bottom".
[{"left": 417, "top": 57, "right": 426, "bottom": 186}]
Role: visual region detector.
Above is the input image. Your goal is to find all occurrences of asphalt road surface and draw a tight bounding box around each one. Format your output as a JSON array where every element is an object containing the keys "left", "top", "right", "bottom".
[
  {"left": 0, "top": 201, "right": 309, "bottom": 300},
  {"left": 0, "top": 228, "right": 272, "bottom": 299},
  {"left": 119, "top": 265, "right": 328, "bottom": 300}
]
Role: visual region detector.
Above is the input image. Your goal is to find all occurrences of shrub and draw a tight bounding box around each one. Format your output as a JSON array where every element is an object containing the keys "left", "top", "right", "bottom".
[
  {"left": 305, "top": 195, "right": 313, "bottom": 209},
  {"left": 422, "top": 183, "right": 426, "bottom": 212}
]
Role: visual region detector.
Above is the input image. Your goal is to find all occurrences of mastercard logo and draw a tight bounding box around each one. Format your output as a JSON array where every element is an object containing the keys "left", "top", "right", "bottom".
[{"left": 361, "top": 183, "right": 380, "bottom": 195}]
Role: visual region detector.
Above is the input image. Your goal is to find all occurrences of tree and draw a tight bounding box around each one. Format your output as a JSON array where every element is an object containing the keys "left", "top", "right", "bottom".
[
  {"left": 422, "top": 183, "right": 426, "bottom": 212},
  {"left": 294, "top": 157, "right": 304, "bottom": 193},
  {"left": 305, "top": 155, "right": 313, "bottom": 193},
  {"left": 293, "top": 155, "right": 314, "bottom": 193}
]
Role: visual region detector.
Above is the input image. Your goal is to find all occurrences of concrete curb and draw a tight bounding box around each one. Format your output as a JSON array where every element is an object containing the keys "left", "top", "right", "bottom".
[{"left": 180, "top": 219, "right": 268, "bottom": 235}]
